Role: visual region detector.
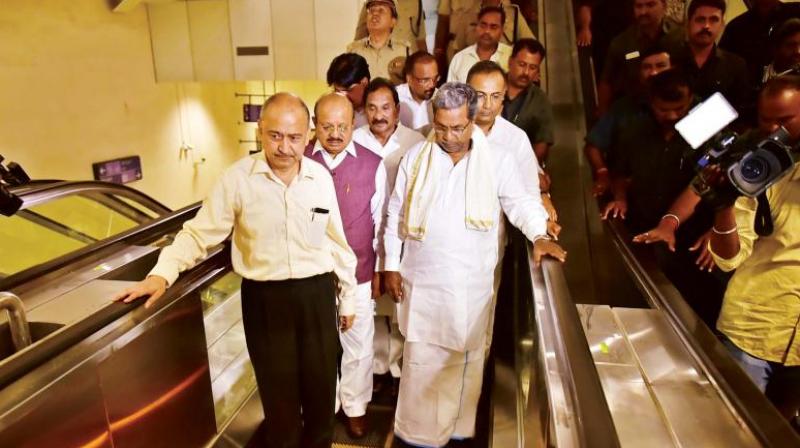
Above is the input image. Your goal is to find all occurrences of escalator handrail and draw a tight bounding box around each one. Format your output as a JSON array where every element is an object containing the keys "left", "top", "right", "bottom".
[
  {"left": 0, "top": 244, "right": 231, "bottom": 393},
  {"left": 527, "top": 249, "right": 622, "bottom": 448},
  {"left": 603, "top": 219, "right": 800, "bottom": 447},
  {"left": 0, "top": 201, "right": 201, "bottom": 292},
  {"left": 10, "top": 180, "right": 171, "bottom": 214}
]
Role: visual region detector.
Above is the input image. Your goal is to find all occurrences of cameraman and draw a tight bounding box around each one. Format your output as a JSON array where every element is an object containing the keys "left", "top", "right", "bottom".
[{"left": 708, "top": 75, "right": 800, "bottom": 424}]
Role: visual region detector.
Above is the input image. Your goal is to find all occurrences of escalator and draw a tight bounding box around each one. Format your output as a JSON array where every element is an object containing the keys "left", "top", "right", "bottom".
[{"left": 0, "top": 1, "right": 798, "bottom": 444}]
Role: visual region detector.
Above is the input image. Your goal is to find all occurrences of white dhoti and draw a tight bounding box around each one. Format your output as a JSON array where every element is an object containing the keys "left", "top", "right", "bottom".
[
  {"left": 338, "top": 282, "right": 375, "bottom": 417},
  {"left": 394, "top": 341, "right": 485, "bottom": 447},
  {"left": 373, "top": 293, "right": 404, "bottom": 378}
]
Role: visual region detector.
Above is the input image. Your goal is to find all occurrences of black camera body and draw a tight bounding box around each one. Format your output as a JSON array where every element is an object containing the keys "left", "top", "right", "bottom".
[{"left": 688, "top": 128, "right": 796, "bottom": 204}]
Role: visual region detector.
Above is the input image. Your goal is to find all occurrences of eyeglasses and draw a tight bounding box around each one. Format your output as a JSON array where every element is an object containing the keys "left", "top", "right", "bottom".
[
  {"left": 319, "top": 123, "right": 350, "bottom": 134},
  {"left": 432, "top": 122, "right": 471, "bottom": 137}
]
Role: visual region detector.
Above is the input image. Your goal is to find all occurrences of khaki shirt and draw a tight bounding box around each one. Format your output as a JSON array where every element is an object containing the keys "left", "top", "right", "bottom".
[
  {"left": 355, "top": 0, "right": 426, "bottom": 52},
  {"left": 438, "top": 0, "right": 535, "bottom": 60},
  {"left": 709, "top": 163, "right": 800, "bottom": 366},
  {"left": 347, "top": 36, "right": 411, "bottom": 84}
]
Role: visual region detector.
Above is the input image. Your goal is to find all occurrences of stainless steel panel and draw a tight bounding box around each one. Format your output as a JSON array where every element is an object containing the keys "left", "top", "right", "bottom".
[
  {"left": 613, "top": 308, "right": 703, "bottom": 383},
  {"left": 208, "top": 321, "right": 246, "bottom": 382},
  {"left": 204, "top": 292, "right": 242, "bottom": 348},
  {"left": 579, "top": 305, "right": 636, "bottom": 366},
  {"left": 594, "top": 363, "right": 675, "bottom": 448},
  {"left": 27, "top": 279, "right": 137, "bottom": 326},
  {"left": 97, "top": 291, "right": 216, "bottom": 448},
  {"left": 650, "top": 381, "right": 760, "bottom": 447},
  {"left": 212, "top": 349, "right": 256, "bottom": 429},
  {"left": 0, "top": 361, "right": 112, "bottom": 448}
]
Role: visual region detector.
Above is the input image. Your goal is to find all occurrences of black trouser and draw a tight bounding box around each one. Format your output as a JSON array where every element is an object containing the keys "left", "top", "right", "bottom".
[{"left": 241, "top": 273, "right": 339, "bottom": 448}]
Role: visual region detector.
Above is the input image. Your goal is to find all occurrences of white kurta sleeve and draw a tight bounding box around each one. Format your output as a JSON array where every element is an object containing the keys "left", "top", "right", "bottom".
[
  {"left": 383, "top": 153, "right": 410, "bottom": 272},
  {"left": 497, "top": 152, "right": 548, "bottom": 241},
  {"left": 515, "top": 135, "right": 542, "bottom": 196},
  {"left": 371, "top": 161, "right": 388, "bottom": 269}
]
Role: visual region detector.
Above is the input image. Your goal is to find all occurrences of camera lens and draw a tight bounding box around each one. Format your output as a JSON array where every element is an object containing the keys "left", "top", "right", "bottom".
[{"left": 740, "top": 156, "right": 770, "bottom": 182}]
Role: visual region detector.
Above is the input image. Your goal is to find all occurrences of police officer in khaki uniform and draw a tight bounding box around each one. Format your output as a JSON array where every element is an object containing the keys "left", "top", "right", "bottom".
[
  {"left": 435, "top": 0, "right": 535, "bottom": 62},
  {"left": 348, "top": 0, "right": 412, "bottom": 85},
  {"left": 355, "top": 0, "right": 427, "bottom": 54}
]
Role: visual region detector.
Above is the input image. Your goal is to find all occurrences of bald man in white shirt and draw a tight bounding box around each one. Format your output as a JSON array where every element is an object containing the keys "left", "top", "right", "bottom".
[{"left": 115, "top": 93, "right": 357, "bottom": 448}]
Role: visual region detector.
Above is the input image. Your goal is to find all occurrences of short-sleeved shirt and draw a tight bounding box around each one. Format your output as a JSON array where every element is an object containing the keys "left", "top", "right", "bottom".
[
  {"left": 585, "top": 94, "right": 648, "bottom": 167},
  {"left": 446, "top": 43, "right": 511, "bottom": 83},
  {"left": 719, "top": 2, "right": 800, "bottom": 86},
  {"left": 438, "top": 0, "right": 535, "bottom": 59},
  {"left": 673, "top": 44, "right": 751, "bottom": 114},
  {"left": 612, "top": 107, "right": 707, "bottom": 236},
  {"left": 354, "top": 0, "right": 426, "bottom": 52},
  {"left": 347, "top": 36, "right": 411, "bottom": 83},
  {"left": 502, "top": 84, "right": 554, "bottom": 147},
  {"left": 601, "top": 19, "right": 684, "bottom": 99}
]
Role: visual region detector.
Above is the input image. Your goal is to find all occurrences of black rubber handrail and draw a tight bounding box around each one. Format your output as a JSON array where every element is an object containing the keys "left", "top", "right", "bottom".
[{"left": 0, "top": 202, "right": 201, "bottom": 291}]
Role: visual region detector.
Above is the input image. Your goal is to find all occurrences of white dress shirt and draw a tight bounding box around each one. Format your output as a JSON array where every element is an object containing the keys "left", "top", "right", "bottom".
[
  {"left": 383, "top": 138, "right": 548, "bottom": 351},
  {"left": 353, "top": 123, "right": 426, "bottom": 189},
  {"left": 446, "top": 43, "right": 512, "bottom": 83},
  {"left": 396, "top": 83, "right": 434, "bottom": 134},
  {"left": 485, "top": 116, "right": 543, "bottom": 194},
  {"left": 311, "top": 139, "right": 388, "bottom": 268},
  {"left": 149, "top": 153, "right": 359, "bottom": 315}
]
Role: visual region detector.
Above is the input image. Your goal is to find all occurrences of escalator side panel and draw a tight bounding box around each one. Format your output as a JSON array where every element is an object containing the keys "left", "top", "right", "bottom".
[
  {"left": 96, "top": 290, "right": 217, "bottom": 447},
  {"left": 0, "top": 361, "right": 112, "bottom": 448}
]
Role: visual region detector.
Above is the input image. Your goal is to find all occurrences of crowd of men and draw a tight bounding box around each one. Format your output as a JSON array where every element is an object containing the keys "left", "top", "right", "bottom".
[
  {"left": 113, "top": 0, "right": 798, "bottom": 446},
  {"left": 117, "top": 1, "right": 560, "bottom": 447},
  {"left": 583, "top": 0, "right": 799, "bottom": 432}
]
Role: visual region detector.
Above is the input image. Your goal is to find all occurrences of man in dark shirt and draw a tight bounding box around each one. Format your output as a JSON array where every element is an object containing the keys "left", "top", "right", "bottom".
[
  {"left": 502, "top": 38, "right": 554, "bottom": 165},
  {"left": 719, "top": 0, "right": 800, "bottom": 85},
  {"left": 602, "top": 69, "right": 727, "bottom": 327},
  {"left": 585, "top": 44, "right": 672, "bottom": 196},
  {"left": 598, "top": 0, "right": 684, "bottom": 114},
  {"left": 762, "top": 18, "right": 800, "bottom": 83},
  {"left": 675, "top": 0, "right": 750, "bottom": 113}
]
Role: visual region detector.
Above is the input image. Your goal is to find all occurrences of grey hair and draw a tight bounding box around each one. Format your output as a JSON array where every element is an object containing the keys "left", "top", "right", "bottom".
[{"left": 431, "top": 82, "right": 478, "bottom": 120}]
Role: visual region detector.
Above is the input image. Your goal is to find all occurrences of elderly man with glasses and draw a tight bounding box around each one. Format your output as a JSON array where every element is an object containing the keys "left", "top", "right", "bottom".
[{"left": 383, "top": 82, "right": 565, "bottom": 447}]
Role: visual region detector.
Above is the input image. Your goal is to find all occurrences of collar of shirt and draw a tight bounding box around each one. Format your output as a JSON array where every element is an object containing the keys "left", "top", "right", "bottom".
[
  {"left": 398, "top": 83, "right": 431, "bottom": 105},
  {"left": 366, "top": 36, "right": 394, "bottom": 50},
  {"left": 249, "top": 152, "right": 316, "bottom": 184},
  {"left": 312, "top": 139, "right": 357, "bottom": 169},
  {"left": 466, "top": 43, "right": 506, "bottom": 61}
]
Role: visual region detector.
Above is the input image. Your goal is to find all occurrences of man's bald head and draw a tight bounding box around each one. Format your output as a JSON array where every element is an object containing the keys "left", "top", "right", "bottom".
[
  {"left": 258, "top": 92, "right": 311, "bottom": 173},
  {"left": 314, "top": 93, "right": 355, "bottom": 155},
  {"left": 260, "top": 92, "right": 310, "bottom": 124},
  {"left": 314, "top": 93, "right": 355, "bottom": 120}
]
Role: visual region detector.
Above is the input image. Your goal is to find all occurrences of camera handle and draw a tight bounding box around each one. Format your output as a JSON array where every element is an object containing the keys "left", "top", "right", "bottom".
[{"left": 754, "top": 192, "right": 774, "bottom": 237}]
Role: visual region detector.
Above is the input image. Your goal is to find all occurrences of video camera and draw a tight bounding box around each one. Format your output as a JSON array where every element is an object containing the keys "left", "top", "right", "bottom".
[
  {"left": 0, "top": 155, "right": 30, "bottom": 217},
  {"left": 675, "top": 93, "right": 797, "bottom": 205}
]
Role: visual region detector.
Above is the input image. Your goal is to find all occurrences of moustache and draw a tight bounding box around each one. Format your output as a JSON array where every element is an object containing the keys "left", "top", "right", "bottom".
[
  {"left": 371, "top": 119, "right": 388, "bottom": 125},
  {"left": 698, "top": 29, "right": 712, "bottom": 37},
  {"left": 326, "top": 138, "right": 343, "bottom": 144}
]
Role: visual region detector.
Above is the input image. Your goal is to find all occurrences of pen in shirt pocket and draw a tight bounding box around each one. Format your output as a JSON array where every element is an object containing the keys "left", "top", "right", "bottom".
[{"left": 311, "top": 207, "right": 329, "bottom": 221}]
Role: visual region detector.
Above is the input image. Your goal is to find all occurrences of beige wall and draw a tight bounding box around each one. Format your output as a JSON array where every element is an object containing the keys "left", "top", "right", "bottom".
[{"left": 0, "top": 0, "right": 337, "bottom": 209}]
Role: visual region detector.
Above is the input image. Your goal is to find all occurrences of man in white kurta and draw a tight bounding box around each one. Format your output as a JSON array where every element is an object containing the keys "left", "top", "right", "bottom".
[
  {"left": 383, "top": 83, "right": 564, "bottom": 447},
  {"left": 352, "top": 79, "right": 425, "bottom": 389}
]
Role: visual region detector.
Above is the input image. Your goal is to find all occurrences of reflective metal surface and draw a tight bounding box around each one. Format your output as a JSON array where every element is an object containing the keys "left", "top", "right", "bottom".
[
  {"left": 579, "top": 305, "right": 763, "bottom": 447},
  {"left": 0, "top": 292, "right": 30, "bottom": 351}
]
